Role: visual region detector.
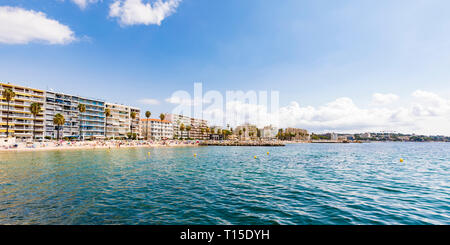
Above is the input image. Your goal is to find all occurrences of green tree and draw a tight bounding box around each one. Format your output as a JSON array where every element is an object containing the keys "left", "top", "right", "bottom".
[
  {"left": 2, "top": 88, "right": 15, "bottom": 137},
  {"left": 201, "top": 128, "right": 205, "bottom": 138},
  {"left": 180, "top": 123, "right": 185, "bottom": 139},
  {"left": 29, "top": 102, "right": 42, "bottom": 141},
  {"left": 104, "top": 108, "right": 111, "bottom": 139},
  {"left": 77, "top": 104, "right": 86, "bottom": 140},
  {"left": 186, "top": 125, "right": 192, "bottom": 139},
  {"left": 159, "top": 113, "right": 165, "bottom": 140},
  {"left": 130, "top": 111, "right": 136, "bottom": 139},
  {"left": 53, "top": 113, "right": 65, "bottom": 140}
]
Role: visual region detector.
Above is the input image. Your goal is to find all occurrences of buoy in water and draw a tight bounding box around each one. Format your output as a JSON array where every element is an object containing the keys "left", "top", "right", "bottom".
[
  {"left": 267, "top": 152, "right": 269, "bottom": 155},
  {"left": 194, "top": 154, "right": 197, "bottom": 157},
  {"left": 400, "top": 158, "right": 404, "bottom": 162},
  {"left": 254, "top": 156, "right": 257, "bottom": 159},
  {"left": 147, "top": 152, "right": 151, "bottom": 156}
]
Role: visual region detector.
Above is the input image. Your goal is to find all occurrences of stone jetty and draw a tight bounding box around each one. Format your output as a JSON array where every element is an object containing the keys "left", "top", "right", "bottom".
[{"left": 200, "top": 140, "right": 285, "bottom": 147}]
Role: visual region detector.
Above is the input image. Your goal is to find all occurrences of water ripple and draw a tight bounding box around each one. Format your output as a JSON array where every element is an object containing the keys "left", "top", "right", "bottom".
[{"left": 0, "top": 143, "right": 449, "bottom": 224}]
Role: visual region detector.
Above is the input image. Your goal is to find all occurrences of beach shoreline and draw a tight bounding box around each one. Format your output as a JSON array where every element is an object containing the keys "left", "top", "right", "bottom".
[{"left": 0, "top": 140, "right": 200, "bottom": 153}]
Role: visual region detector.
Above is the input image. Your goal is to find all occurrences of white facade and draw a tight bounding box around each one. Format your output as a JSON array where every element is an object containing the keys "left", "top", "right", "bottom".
[
  {"left": 331, "top": 133, "right": 338, "bottom": 141},
  {"left": 141, "top": 119, "right": 173, "bottom": 140},
  {"left": 105, "top": 103, "right": 140, "bottom": 139},
  {"left": 166, "top": 114, "right": 191, "bottom": 139},
  {"left": 261, "top": 125, "right": 278, "bottom": 139},
  {"left": 105, "top": 103, "right": 130, "bottom": 138},
  {"left": 165, "top": 113, "right": 208, "bottom": 139},
  {"left": 44, "top": 91, "right": 80, "bottom": 139}
]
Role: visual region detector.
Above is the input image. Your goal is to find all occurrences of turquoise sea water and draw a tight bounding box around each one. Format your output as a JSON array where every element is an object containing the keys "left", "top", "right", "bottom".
[{"left": 0, "top": 143, "right": 449, "bottom": 225}]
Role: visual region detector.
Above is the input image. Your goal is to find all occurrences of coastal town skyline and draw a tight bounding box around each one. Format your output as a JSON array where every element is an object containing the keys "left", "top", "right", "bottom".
[
  {"left": 1, "top": 0, "right": 450, "bottom": 135},
  {"left": 2, "top": 80, "right": 450, "bottom": 140}
]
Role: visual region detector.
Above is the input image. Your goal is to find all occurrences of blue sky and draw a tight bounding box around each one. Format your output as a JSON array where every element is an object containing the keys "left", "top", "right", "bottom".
[{"left": 1, "top": 0, "right": 450, "bottom": 134}]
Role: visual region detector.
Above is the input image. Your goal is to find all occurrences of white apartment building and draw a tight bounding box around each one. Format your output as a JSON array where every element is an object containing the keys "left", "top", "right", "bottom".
[
  {"left": 166, "top": 114, "right": 191, "bottom": 139},
  {"left": 105, "top": 103, "right": 141, "bottom": 139},
  {"left": 2, "top": 81, "right": 142, "bottom": 141},
  {"left": 140, "top": 118, "right": 173, "bottom": 140},
  {"left": 165, "top": 113, "right": 208, "bottom": 139},
  {"left": 105, "top": 103, "right": 131, "bottom": 139},
  {"left": 260, "top": 125, "right": 278, "bottom": 140},
  {"left": 44, "top": 91, "right": 81, "bottom": 139},
  {"left": 78, "top": 97, "right": 105, "bottom": 139},
  {"left": 130, "top": 107, "right": 141, "bottom": 139}
]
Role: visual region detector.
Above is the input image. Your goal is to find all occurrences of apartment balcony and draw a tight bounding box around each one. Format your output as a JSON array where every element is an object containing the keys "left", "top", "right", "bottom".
[{"left": 14, "top": 132, "right": 33, "bottom": 137}]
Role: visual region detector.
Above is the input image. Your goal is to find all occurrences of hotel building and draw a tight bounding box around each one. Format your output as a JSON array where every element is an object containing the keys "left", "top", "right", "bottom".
[
  {"left": 260, "top": 125, "right": 278, "bottom": 140},
  {"left": 130, "top": 107, "right": 141, "bottom": 139},
  {"left": 44, "top": 91, "right": 81, "bottom": 139},
  {"left": 0, "top": 82, "right": 45, "bottom": 140},
  {"left": 189, "top": 117, "right": 208, "bottom": 139},
  {"left": 1, "top": 81, "right": 142, "bottom": 141},
  {"left": 166, "top": 114, "right": 191, "bottom": 139},
  {"left": 78, "top": 97, "right": 106, "bottom": 139},
  {"left": 105, "top": 103, "right": 132, "bottom": 139},
  {"left": 140, "top": 118, "right": 173, "bottom": 140},
  {"left": 165, "top": 114, "right": 208, "bottom": 139}
]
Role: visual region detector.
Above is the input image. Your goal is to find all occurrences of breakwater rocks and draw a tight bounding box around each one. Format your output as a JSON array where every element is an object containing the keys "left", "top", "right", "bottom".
[{"left": 200, "top": 141, "right": 285, "bottom": 146}]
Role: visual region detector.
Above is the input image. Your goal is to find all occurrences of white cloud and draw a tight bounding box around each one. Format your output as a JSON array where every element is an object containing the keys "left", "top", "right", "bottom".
[
  {"left": 109, "top": 0, "right": 181, "bottom": 26},
  {"left": 71, "top": 0, "right": 100, "bottom": 10},
  {"left": 196, "top": 90, "right": 450, "bottom": 135},
  {"left": 371, "top": 93, "right": 399, "bottom": 105},
  {"left": 165, "top": 96, "right": 196, "bottom": 106},
  {"left": 410, "top": 90, "right": 450, "bottom": 117},
  {"left": 138, "top": 98, "right": 160, "bottom": 105},
  {"left": 0, "top": 6, "right": 75, "bottom": 44}
]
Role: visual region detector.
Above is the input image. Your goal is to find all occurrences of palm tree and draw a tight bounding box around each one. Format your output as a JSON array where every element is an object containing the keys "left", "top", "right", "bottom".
[
  {"left": 186, "top": 125, "right": 191, "bottom": 139},
  {"left": 239, "top": 130, "right": 243, "bottom": 140},
  {"left": 53, "top": 113, "right": 65, "bottom": 140},
  {"left": 104, "top": 108, "right": 111, "bottom": 139},
  {"left": 159, "top": 113, "right": 165, "bottom": 140},
  {"left": 179, "top": 123, "right": 185, "bottom": 139},
  {"left": 77, "top": 104, "right": 86, "bottom": 140},
  {"left": 130, "top": 111, "right": 136, "bottom": 139},
  {"left": 277, "top": 129, "right": 283, "bottom": 140},
  {"left": 2, "top": 88, "right": 16, "bottom": 137},
  {"left": 201, "top": 128, "right": 205, "bottom": 139},
  {"left": 243, "top": 128, "right": 247, "bottom": 140},
  {"left": 29, "top": 102, "right": 42, "bottom": 141},
  {"left": 145, "top": 111, "right": 151, "bottom": 140}
]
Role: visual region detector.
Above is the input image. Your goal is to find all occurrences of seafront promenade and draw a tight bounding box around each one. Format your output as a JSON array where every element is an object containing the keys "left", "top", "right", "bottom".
[{"left": 0, "top": 139, "right": 199, "bottom": 152}]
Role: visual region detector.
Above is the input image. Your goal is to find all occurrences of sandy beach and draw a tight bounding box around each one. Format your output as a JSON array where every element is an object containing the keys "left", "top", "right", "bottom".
[{"left": 0, "top": 140, "right": 200, "bottom": 152}]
